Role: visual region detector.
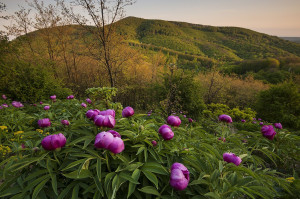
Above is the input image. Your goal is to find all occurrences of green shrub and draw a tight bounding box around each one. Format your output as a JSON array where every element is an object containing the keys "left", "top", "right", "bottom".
[
  {"left": 256, "top": 82, "right": 300, "bottom": 129},
  {"left": 0, "top": 61, "right": 71, "bottom": 103}
]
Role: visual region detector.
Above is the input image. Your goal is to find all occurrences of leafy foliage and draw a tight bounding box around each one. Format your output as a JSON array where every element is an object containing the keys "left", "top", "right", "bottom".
[
  {"left": 0, "top": 92, "right": 299, "bottom": 198},
  {"left": 256, "top": 82, "right": 300, "bottom": 129}
]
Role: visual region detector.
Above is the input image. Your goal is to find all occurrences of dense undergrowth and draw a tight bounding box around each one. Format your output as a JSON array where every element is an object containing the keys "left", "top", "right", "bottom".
[{"left": 0, "top": 92, "right": 299, "bottom": 199}]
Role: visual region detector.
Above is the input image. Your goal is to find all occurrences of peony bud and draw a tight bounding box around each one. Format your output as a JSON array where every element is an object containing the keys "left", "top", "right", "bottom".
[
  {"left": 170, "top": 163, "right": 190, "bottom": 190},
  {"left": 258, "top": 118, "right": 262, "bottom": 121},
  {"left": 86, "top": 98, "right": 92, "bottom": 104},
  {"left": 223, "top": 152, "right": 242, "bottom": 166},
  {"left": 241, "top": 119, "right": 246, "bottom": 123},
  {"left": 0, "top": 106, "right": 2, "bottom": 109},
  {"left": 38, "top": 118, "right": 51, "bottom": 128},
  {"left": 41, "top": 133, "right": 66, "bottom": 151},
  {"left": 167, "top": 116, "right": 181, "bottom": 127},
  {"left": 122, "top": 106, "right": 135, "bottom": 118},
  {"left": 188, "top": 118, "right": 193, "bottom": 123},
  {"left": 261, "top": 125, "right": 276, "bottom": 140},
  {"left": 61, "top": 120, "right": 70, "bottom": 126},
  {"left": 259, "top": 122, "right": 264, "bottom": 126},
  {"left": 151, "top": 140, "right": 157, "bottom": 146},
  {"left": 44, "top": 105, "right": 50, "bottom": 110},
  {"left": 218, "top": 114, "right": 232, "bottom": 123},
  {"left": 2, "top": 95, "right": 7, "bottom": 100},
  {"left": 218, "top": 137, "right": 226, "bottom": 142},
  {"left": 40, "top": 101, "right": 43, "bottom": 105},
  {"left": 2, "top": 104, "right": 8, "bottom": 108},
  {"left": 274, "top": 123, "right": 282, "bottom": 129},
  {"left": 81, "top": 103, "right": 87, "bottom": 108}
]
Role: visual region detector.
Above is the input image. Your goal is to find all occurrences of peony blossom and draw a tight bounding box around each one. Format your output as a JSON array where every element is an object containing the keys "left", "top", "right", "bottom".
[
  {"left": 38, "top": 118, "right": 51, "bottom": 128},
  {"left": 158, "top": 124, "right": 174, "bottom": 140},
  {"left": 41, "top": 133, "right": 66, "bottom": 151},
  {"left": 2, "top": 104, "right": 8, "bottom": 108},
  {"left": 12, "top": 101, "right": 24, "bottom": 108},
  {"left": 241, "top": 119, "right": 246, "bottom": 123},
  {"left": 122, "top": 106, "right": 135, "bottom": 118},
  {"left": 81, "top": 103, "right": 87, "bottom": 108},
  {"left": 40, "top": 101, "right": 43, "bottom": 105},
  {"left": 218, "top": 137, "right": 226, "bottom": 142},
  {"left": 67, "top": 95, "right": 74, "bottom": 99},
  {"left": 274, "top": 123, "right": 282, "bottom": 129},
  {"left": 50, "top": 95, "right": 56, "bottom": 100},
  {"left": 170, "top": 163, "right": 190, "bottom": 190},
  {"left": 167, "top": 116, "right": 181, "bottom": 127},
  {"left": 259, "top": 122, "right": 264, "bottom": 126},
  {"left": 61, "top": 120, "right": 70, "bottom": 126},
  {"left": 188, "top": 118, "right": 193, "bottom": 123},
  {"left": 86, "top": 109, "right": 99, "bottom": 120},
  {"left": 44, "top": 105, "right": 50, "bottom": 110},
  {"left": 223, "top": 152, "right": 242, "bottom": 166},
  {"left": 218, "top": 114, "right": 232, "bottom": 123},
  {"left": 94, "top": 131, "right": 124, "bottom": 154},
  {"left": 107, "top": 130, "right": 121, "bottom": 138},
  {"left": 99, "top": 109, "right": 115, "bottom": 117},
  {"left": 2, "top": 95, "right": 7, "bottom": 100},
  {"left": 261, "top": 125, "right": 276, "bottom": 140},
  {"left": 94, "top": 115, "right": 115, "bottom": 128}
]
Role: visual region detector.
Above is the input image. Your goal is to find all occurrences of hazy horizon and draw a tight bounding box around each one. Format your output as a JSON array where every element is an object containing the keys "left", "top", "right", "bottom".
[{"left": 1, "top": 0, "right": 300, "bottom": 37}]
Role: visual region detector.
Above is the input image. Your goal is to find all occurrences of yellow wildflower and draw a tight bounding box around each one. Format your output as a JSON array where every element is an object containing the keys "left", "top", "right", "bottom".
[
  {"left": 286, "top": 177, "right": 295, "bottom": 183},
  {"left": 36, "top": 129, "right": 43, "bottom": 133},
  {"left": 0, "top": 126, "right": 8, "bottom": 130},
  {"left": 14, "top": 131, "right": 24, "bottom": 135}
]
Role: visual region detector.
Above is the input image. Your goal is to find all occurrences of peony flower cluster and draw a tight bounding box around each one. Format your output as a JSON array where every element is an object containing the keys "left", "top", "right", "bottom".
[
  {"left": 167, "top": 116, "right": 181, "bottom": 127},
  {"left": 41, "top": 133, "right": 66, "bottom": 151},
  {"left": 158, "top": 124, "right": 174, "bottom": 140},
  {"left": 261, "top": 125, "right": 276, "bottom": 140},
  {"left": 94, "top": 131, "right": 124, "bottom": 154},
  {"left": 170, "top": 163, "right": 190, "bottom": 190},
  {"left": 223, "top": 152, "right": 242, "bottom": 166}
]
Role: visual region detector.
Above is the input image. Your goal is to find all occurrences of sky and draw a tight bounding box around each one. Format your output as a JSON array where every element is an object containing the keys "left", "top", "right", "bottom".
[{"left": 1, "top": 0, "right": 300, "bottom": 37}]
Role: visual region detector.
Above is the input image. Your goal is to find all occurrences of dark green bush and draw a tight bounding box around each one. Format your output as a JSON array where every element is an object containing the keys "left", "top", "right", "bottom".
[
  {"left": 0, "top": 61, "right": 71, "bottom": 103},
  {"left": 256, "top": 82, "right": 300, "bottom": 129}
]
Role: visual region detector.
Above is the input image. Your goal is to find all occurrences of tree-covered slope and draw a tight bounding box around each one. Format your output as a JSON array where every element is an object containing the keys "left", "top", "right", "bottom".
[{"left": 116, "top": 17, "right": 300, "bottom": 61}]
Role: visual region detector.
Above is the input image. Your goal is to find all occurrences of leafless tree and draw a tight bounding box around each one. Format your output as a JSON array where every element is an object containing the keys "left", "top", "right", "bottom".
[{"left": 58, "top": 0, "right": 136, "bottom": 87}]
